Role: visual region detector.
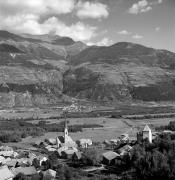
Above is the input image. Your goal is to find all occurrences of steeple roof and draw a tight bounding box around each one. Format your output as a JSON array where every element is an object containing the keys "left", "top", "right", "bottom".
[{"left": 143, "top": 124, "right": 151, "bottom": 132}]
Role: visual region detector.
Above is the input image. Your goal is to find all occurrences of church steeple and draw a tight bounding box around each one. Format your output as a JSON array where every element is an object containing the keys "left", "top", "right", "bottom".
[
  {"left": 65, "top": 118, "right": 68, "bottom": 135},
  {"left": 64, "top": 117, "right": 69, "bottom": 143}
]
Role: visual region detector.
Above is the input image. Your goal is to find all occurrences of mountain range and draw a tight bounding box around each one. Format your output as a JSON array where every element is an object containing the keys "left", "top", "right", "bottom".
[{"left": 0, "top": 30, "right": 175, "bottom": 107}]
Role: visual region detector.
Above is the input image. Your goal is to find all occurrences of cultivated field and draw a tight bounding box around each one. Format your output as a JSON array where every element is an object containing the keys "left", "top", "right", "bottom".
[
  {"left": 5, "top": 116, "right": 175, "bottom": 150},
  {"left": 2, "top": 102, "right": 175, "bottom": 148}
]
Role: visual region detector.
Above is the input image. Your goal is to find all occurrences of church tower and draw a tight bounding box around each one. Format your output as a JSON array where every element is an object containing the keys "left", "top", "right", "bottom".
[
  {"left": 64, "top": 118, "right": 69, "bottom": 143},
  {"left": 142, "top": 124, "right": 152, "bottom": 143}
]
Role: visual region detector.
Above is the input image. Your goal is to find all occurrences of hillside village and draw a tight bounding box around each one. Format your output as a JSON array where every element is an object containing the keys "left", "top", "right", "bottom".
[{"left": 0, "top": 115, "right": 164, "bottom": 180}]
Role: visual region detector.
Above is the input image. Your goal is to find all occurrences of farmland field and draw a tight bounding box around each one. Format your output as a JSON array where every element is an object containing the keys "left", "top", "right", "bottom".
[
  {"left": 2, "top": 102, "right": 175, "bottom": 148},
  {"left": 5, "top": 116, "right": 175, "bottom": 149}
]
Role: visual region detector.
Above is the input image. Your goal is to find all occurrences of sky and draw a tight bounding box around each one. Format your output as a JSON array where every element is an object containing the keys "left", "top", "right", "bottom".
[{"left": 0, "top": 0, "right": 174, "bottom": 52}]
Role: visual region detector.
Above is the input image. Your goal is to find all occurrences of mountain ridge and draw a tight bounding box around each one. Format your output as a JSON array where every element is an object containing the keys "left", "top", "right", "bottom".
[{"left": 0, "top": 30, "right": 175, "bottom": 107}]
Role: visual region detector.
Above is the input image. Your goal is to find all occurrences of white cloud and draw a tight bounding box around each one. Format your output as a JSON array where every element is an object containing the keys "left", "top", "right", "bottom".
[
  {"left": 150, "top": 0, "right": 163, "bottom": 5},
  {"left": 87, "top": 37, "right": 113, "bottom": 46},
  {"left": 117, "top": 30, "right": 131, "bottom": 35},
  {"left": 96, "top": 38, "right": 113, "bottom": 46},
  {"left": 0, "top": 14, "right": 97, "bottom": 41},
  {"left": 86, "top": 37, "right": 114, "bottom": 46},
  {"left": 0, "top": 0, "right": 99, "bottom": 41},
  {"left": 158, "top": 0, "right": 163, "bottom": 4},
  {"left": 140, "top": 6, "right": 152, "bottom": 13},
  {"left": 128, "top": 0, "right": 162, "bottom": 14},
  {"left": 129, "top": 0, "right": 152, "bottom": 14},
  {"left": 132, "top": 34, "right": 143, "bottom": 39},
  {"left": 155, "top": 27, "right": 160, "bottom": 31},
  {"left": 76, "top": 1, "right": 109, "bottom": 19},
  {"left": 0, "top": 0, "right": 75, "bottom": 16}
]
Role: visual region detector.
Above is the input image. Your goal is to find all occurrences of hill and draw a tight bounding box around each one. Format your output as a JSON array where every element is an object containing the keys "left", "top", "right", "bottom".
[
  {"left": 64, "top": 42, "right": 175, "bottom": 103},
  {"left": 0, "top": 30, "right": 175, "bottom": 107},
  {"left": 0, "top": 30, "right": 87, "bottom": 107}
]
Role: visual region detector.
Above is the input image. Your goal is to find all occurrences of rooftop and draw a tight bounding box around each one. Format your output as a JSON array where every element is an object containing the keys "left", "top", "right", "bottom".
[
  {"left": 143, "top": 124, "right": 151, "bottom": 132},
  {"left": 0, "top": 166, "right": 14, "bottom": 180},
  {"left": 103, "top": 151, "right": 120, "bottom": 161}
]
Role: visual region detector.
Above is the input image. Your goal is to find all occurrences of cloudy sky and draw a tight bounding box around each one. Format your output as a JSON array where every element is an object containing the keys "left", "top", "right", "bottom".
[{"left": 0, "top": 0, "right": 174, "bottom": 52}]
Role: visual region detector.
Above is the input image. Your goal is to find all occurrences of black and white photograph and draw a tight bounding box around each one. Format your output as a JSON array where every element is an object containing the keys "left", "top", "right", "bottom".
[{"left": 0, "top": 0, "right": 174, "bottom": 179}]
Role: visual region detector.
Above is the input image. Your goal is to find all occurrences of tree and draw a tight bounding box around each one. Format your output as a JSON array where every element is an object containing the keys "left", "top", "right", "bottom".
[{"left": 81, "top": 148, "right": 101, "bottom": 166}]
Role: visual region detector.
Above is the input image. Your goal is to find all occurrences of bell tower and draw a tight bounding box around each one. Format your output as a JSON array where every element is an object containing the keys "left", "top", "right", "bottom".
[{"left": 64, "top": 118, "right": 69, "bottom": 143}]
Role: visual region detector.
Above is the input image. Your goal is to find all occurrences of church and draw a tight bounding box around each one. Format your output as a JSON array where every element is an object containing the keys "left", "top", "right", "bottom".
[{"left": 56, "top": 119, "right": 77, "bottom": 152}]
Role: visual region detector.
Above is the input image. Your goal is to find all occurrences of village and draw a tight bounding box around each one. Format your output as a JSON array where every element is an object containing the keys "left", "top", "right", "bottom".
[{"left": 0, "top": 112, "right": 167, "bottom": 180}]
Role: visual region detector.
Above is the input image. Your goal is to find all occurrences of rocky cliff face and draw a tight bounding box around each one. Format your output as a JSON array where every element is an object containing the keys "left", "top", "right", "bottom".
[{"left": 0, "top": 31, "right": 175, "bottom": 107}]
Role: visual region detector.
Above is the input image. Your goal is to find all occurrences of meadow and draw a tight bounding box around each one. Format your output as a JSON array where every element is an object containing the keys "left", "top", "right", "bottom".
[
  {"left": 4, "top": 116, "right": 174, "bottom": 150},
  {"left": 1, "top": 102, "right": 175, "bottom": 148}
]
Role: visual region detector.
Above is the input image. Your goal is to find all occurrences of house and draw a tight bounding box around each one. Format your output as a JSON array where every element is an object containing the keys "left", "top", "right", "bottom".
[
  {"left": 102, "top": 151, "right": 120, "bottom": 165},
  {"left": 0, "top": 155, "right": 5, "bottom": 164},
  {"left": 0, "top": 166, "right": 15, "bottom": 180},
  {"left": 45, "top": 138, "right": 56, "bottom": 145},
  {"left": 43, "top": 169, "right": 56, "bottom": 180},
  {"left": 163, "top": 130, "right": 174, "bottom": 134},
  {"left": 110, "top": 139, "right": 119, "bottom": 144},
  {"left": 118, "top": 145, "right": 132, "bottom": 156},
  {"left": 77, "top": 139, "right": 92, "bottom": 148},
  {"left": 61, "top": 148, "right": 78, "bottom": 159},
  {"left": 0, "top": 151, "right": 15, "bottom": 158},
  {"left": 129, "top": 137, "right": 137, "bottom": 144},
  {"left": 45, "top": 146, "right": 56, "bottom": 152},
  {"left": 16, "top": 158, "right": 32, "bottom": 167},
  {"left": 11, "top": 166, "right": 37, "bottom": 176},
  {"left": 34, "top": 140, "right": 42, "bottom": 147},
  {"left": 5, "top": 159, "right": 17, "bottom": 168},
  {"left": 120, "top": 134, "right": 129, "bottom": 140},
  {"left": 0, "top": 146, "right": 13, "bottom": 151}
]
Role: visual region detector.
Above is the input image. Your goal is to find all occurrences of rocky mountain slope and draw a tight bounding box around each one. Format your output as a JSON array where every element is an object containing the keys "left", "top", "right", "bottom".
[
  {"left": 0, "top": 30, "right": 87, "bottom": 107},
  {"left": 0, "top": 30, "right": 175, "bottom": 107},
  {"left": 64, "top": 42, "right": 175, "bottom": 103}
]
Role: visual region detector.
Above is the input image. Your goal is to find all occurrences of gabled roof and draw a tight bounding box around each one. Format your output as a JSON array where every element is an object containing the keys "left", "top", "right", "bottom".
[
  {"left": 43, "top": 169, "right": 56, "bottom": 179},
  {"left": 57, "top": 136, "right": 64, "bottom": 143},
  {"left": 0, "top": 151, "right": 14, "bottom": 157},
  {"left": 143, "top": 124, "right": 151, "bottom": 132},
  {"left": 5, "top": 159, "right": 17, "bottom": 167},
  {"left": 118, "top": 145, "right": 132, "bottom": 153},
  {"left": 102, "top": 151, "right": 120, "bottom": 161},
  {"left": 12, "top": 166, "right": 37, "bottom": 176},
  {"left": 0, "top": 166, "right": 14, "bottom": 180},
  {"left": 17, "top": 158, "right": 31, "bottom": 166},
  {"left": 63, "top": 149, "right": 77, "bottom": 155}
]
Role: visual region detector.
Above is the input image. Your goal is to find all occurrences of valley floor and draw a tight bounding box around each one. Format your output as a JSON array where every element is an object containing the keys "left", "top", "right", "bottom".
[
  {"left": 2, "top": 101, "right": 175, "bottom": 148},
  {"left": 5, "top": 116, "right": 174, "bottom": 149}
]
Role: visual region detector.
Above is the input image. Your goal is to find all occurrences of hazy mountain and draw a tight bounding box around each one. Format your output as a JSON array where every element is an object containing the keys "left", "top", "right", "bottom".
[{"left": 0, "top": 30, "right": 175, "bottom": 107}]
